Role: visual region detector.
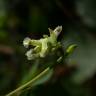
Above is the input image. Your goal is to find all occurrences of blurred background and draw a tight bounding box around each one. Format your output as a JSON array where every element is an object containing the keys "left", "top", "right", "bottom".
[{"left": 0, "top": 0, "right": 96, "bottom": 96}]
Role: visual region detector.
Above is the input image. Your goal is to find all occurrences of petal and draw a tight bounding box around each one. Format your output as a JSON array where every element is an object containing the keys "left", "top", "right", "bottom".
[
  {"left": 53, "top": 26, "right": 62, "bottom": 37},
  {"left": 23, "top": 37, "right": 31, "bottom": 48},
  {"left": 30, "top": 40, "right": 41, "bottom": 46},
  {"left": 25, "top": 49, "right": 33, "bottom": 60},
  {"left": 40, "top": 38, "right": 48, "bottom": 57},
  {"left": 26, "top": 49, "right": 40, "bottom": 60}
]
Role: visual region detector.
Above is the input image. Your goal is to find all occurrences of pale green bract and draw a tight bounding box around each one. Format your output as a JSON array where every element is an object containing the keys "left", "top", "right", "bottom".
[{"left": 23, "top": 26, "right": 62, "bottom": 60}]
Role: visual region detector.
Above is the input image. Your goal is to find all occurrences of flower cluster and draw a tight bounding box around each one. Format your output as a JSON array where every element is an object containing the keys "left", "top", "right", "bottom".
[{"left": 23, "top": 26, "right": 62, "bottom": 60}]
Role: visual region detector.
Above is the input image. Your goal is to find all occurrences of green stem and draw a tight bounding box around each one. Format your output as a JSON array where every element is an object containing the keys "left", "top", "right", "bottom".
[{"left": 6, "top": 67, "right": 50, "bottom": 96}]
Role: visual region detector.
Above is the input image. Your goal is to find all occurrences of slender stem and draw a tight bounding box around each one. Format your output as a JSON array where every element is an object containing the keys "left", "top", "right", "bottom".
[{"left": 6, "top": 67, "right": 50, "bottom": 96}]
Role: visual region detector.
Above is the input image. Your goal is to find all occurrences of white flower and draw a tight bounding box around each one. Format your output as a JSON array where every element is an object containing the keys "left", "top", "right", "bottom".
[
  {"left": 23, "top": 26, "right": 62, "bottom": 60},
  {"left": 23, "top": 37, "right": 31, "bottom": 48}
]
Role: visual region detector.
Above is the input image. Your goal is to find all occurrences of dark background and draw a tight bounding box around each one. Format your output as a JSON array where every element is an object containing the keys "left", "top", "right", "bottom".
[{"left": 0, "top": 0, "right": 96, "bottom": 96}]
